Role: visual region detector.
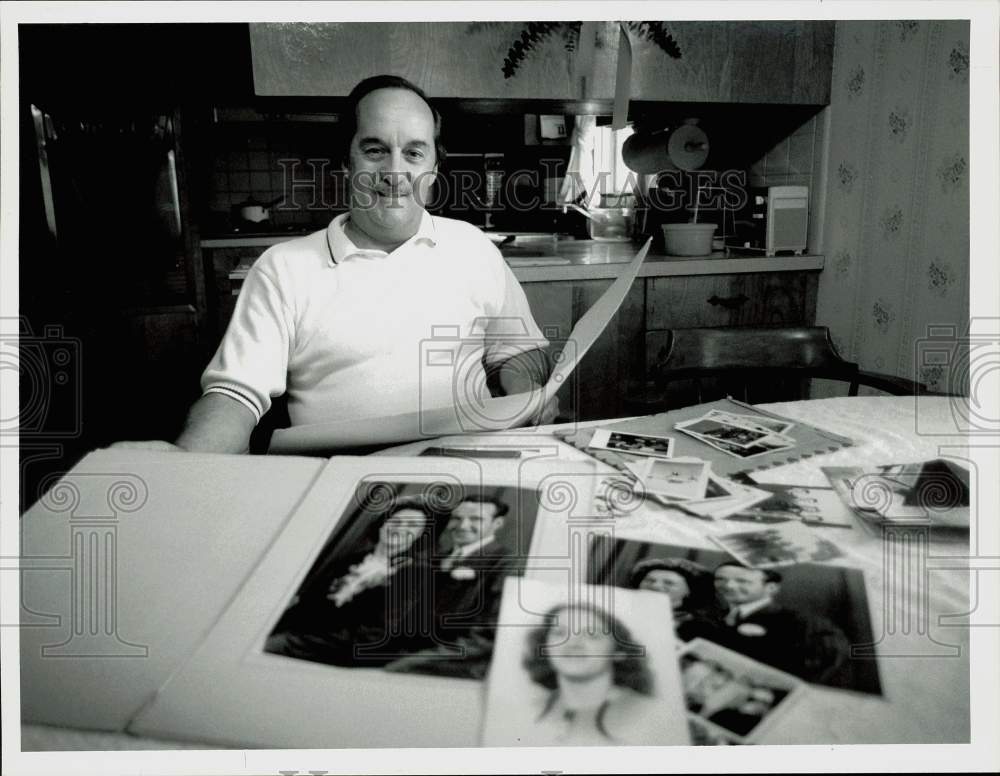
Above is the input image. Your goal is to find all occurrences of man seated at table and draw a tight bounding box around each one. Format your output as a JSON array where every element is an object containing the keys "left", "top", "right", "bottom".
[
  {"left": 117, "top": 74, "right": 553, "bottom": 454},
  {"left": 686, "top": 563, "right": 850, "bottom": 686}
]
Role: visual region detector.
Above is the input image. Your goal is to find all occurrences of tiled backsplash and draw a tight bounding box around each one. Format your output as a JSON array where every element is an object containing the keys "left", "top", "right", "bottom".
[
  {"left": 748, "top": 110, "right": 830, "bottom": 254},
  {"left": 207, "top": 125, "right": 346, "bottom": 232}
]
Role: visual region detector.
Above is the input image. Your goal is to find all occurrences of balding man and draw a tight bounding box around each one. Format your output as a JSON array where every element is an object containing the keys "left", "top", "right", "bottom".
[{"left": 119, "top": 75, "right": 552, "bottom": 453}]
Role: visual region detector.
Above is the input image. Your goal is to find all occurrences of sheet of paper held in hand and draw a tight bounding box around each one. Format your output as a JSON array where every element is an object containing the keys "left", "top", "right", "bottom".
[{"left": 269, "top": 238, "right": 652, "bottom": 454}]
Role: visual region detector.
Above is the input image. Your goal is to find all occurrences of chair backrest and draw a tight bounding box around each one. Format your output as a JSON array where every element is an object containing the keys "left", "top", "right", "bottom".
[
  {"left": 636, "top": 325, "right": 862, "bottom": 410},
  {"left": 648, "top": 326, "right": 859, "bottom": 377}
]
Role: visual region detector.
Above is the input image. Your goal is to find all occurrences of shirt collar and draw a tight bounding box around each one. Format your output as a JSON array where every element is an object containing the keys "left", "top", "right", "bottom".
[
  {"left": 733, "top": 596, "right": 773, "bottom": 619},
  {"left": 445, "top": 531, "right": 498, "bottom": 564},
  {"left": 325, "top": 210, "right": 437, "bottom": 266}
]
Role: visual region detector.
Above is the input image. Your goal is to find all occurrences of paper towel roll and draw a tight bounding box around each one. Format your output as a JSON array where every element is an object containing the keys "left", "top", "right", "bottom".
[{"left": 622, "top": 121, "right": 710, "bottom": 174}]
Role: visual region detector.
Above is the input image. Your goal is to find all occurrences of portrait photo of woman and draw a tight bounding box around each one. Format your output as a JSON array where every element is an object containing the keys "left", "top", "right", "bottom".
[
  {"left": 521, "top": 602, "right": 654, "bottom": 745},
  {"left": 481, "top": 578, "right": 690, "bottom": 747}
]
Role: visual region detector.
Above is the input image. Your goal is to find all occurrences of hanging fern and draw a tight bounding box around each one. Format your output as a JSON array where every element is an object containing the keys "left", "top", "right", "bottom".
[
  {"left": 466, "top": 20, "right": 683, "bottom": 78},
  {"left": 624, "top": 21, "right": 682, "bottom": 59}
]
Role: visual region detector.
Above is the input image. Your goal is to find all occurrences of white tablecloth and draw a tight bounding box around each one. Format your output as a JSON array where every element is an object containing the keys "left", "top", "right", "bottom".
[{"left": 20, "top": 396, "right": 981, "bottom": 749}]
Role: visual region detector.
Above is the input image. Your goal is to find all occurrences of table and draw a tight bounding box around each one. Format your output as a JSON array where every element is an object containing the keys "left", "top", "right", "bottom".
[{"left": 18, "top": 396, "right": 985, "bottom": 750}]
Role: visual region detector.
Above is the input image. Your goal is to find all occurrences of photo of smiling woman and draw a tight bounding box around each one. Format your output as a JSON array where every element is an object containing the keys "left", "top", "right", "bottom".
[
  {"left": 264, "top": 493, "right": 450, "bottom": 668},
  {"left": 481, "top": 577, "right": 690, "bottom": 746},
  {"left": 520, "top": 602, "right": 656, "bottom": 745}
]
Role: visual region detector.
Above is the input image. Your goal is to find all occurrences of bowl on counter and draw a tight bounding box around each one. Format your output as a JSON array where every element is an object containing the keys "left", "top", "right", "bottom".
[{"left": 662, "top": 223, "right": 717, "bottom": 256}]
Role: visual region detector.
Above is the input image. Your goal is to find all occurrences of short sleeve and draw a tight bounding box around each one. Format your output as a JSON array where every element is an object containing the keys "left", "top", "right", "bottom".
[
  {"left": 200, "top": 261, "right": 294, "bottom": 421},
  {"left": 482, "top": 252, "right": 549, "bottom": 366}
]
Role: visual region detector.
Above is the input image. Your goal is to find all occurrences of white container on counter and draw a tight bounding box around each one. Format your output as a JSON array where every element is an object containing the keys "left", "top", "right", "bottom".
[{"left": 662, "top": 223, "right": 717, "bottom": 256}]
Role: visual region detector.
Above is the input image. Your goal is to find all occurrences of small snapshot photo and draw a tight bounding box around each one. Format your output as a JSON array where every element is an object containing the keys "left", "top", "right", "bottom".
[
  {"left": 675, "top": 417, "right": 775, "bottom": 449},
  {"left": 711, "top": 520, "right": 846, "bottom": 568},
  {"left": 823, "top": 461, "right": 971, "bottom": 533},
  {"left": 589, "top": 428, "right": 675, "bottom": 459},
  {"left": 635, "top": 457, "right": 711, "bottom": 501},
  {"left": 680, "top": 638, "right": 803, "bottom": 745},
  {"left": 480, "top": 578, "right": 691, "bottom": 747},
  {"left": 727, "top": 484, "right": 855, "bottom": 527},
  {"left": 704, "top": 409, "right": 795, "bottom": 436},
  {"left": 587, "top": 536, "right": 882, "bottom": 695},
  {"left": 698, "top": 433, "right": 796, "bottom": 460},
  {"left": 263, "top": 480, "right": 539, "bottom": 680}
]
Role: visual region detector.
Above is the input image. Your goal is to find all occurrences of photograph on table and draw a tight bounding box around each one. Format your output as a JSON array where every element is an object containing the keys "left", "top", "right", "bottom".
[
  {"left": 264, "top": 479, "right": 540, "bottom": 680},
  {"left": 633, "top": 456, "right": 711, "bottom": 501},
  {"left": 675, "top": 415, "right": 778, "bottom": 449},
  {"left": 588, "top": 428, "right": 676, "bottom": 459},
  {"left": 726, "top": 484, "right": 856, "bottom": 527},
  {"left": 823, "top": 459, "right": 971, "bottom": 535},
  {"left": 705, "top": 410, "right": 795, "bottom": 436},
  {"left": 680, "top": 638, "right": 805, "bottom": 745},
  {"left": 480, "top": 577, "right": 690, "bottom": 747},
  {"left": 710, "top": 520, "right": 846, "bottom": 568},
  {"left": 587, "top": 535, "right": 883, "bottom": 695}
]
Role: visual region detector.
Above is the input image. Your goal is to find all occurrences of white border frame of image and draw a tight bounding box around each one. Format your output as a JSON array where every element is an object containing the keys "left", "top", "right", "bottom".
[
  {"left": 1, "top": 1, "right": 998, "bottom": 775},
  {"left": 678, "top": 637, "right": 806, "bottom": 745}
]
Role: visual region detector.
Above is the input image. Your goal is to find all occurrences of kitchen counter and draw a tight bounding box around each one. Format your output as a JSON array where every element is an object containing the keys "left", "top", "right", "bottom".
[{"left": 205, "top": 233, "right": 824, "bottom": 284}]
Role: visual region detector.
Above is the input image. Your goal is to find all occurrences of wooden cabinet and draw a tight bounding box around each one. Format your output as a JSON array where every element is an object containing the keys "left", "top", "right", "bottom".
[
  {"left": 523, "top": 269, "right": 820, "bottom": 421},
  {"left": 631, "top": 21, "right": 834, "bottom": 104},
  {"left": 250, "top": 21, "right": 834, "bottom": 104}
]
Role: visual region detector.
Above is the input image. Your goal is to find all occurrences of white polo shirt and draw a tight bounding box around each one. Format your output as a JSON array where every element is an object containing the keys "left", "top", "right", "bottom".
[{"left": 201, "top": 212, "right": 548, "bottom": 427}]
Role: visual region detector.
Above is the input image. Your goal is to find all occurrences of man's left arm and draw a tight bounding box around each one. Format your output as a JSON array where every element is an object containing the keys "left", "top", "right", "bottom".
[
  {"left": 484, "top": 250, "right": 561, "bottom": 425},
  {"left": 497, "top": 347, "right": 560, "bottom": 425}
]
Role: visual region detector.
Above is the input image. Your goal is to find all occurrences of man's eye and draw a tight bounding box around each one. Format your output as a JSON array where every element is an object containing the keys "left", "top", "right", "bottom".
[
  {"left": 406, "top": 150, "right": 425, "bottom": 160},
  {"left": 363, "top": 148, "right": 386, "bottom": 158}
]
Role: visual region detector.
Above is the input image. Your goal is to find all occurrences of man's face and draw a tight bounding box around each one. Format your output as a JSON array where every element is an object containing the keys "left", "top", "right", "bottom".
[
  {"left": 446, "top": 501, "right": 501, "bottom": 549},
  {"left": 346, "top": 87, "right": 438, "bottom": 248},
  {"left": 714, "top": 565, "right": 776, "bottom": 607}
]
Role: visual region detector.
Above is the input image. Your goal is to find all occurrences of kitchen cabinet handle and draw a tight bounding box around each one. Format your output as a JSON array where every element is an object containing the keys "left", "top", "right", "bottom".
[{"left": 706, "top": 294, "right": 749, "bottom": 309}]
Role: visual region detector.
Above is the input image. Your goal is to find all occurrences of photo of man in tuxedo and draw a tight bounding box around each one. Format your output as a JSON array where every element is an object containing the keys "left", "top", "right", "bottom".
[
  {"left": 384, "top": 493, "right": 535, "bottom": 679},
  {"left": 690, "top": 563, "right": 850, "bottom": 685}
]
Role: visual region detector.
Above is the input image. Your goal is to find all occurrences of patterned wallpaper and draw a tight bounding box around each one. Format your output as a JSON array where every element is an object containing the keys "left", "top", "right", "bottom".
[{"left": 815, "top": 20, "right": 970, "bottom": 396}]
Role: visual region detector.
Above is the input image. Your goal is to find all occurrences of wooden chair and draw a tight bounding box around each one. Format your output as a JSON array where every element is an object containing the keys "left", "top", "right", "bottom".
[{"left": 626, "top": 325, "right": 928, "bottom": 414}]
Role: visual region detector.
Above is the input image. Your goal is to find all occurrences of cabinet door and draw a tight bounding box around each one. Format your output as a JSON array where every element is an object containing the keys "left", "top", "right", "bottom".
[
  {"left": 250, "top": 22, "right": 609, "bottom": 99},
  {"left": 249, "top": 21, "right": 833, "bottom": 103},
  {"left": 630, "top": 21, "right": 835, "bottom": 104},
  {"left": 646, "top": 271, "right": 818, "bottom": 330}
]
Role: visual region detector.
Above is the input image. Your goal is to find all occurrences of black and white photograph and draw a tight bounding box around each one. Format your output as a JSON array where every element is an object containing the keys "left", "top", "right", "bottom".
[
  {"left": 634, "top": 456, "right": 711, "bottom": 501},
  {"left": 727, "top": 484, "right": 856, "bottom": 527},
  {"left": 4, "top": 2, "right": 996, "bottom": 771},
  {"left": 588, "top": 428, "right": 676, "bottom": 459},
  {"left": 588, "top": 537, "right": 882, "bottom": 695},
  {"left": 710, "top": 520, "right": 846, "bottom": 568},
  {"left": 680, "top": 638, "right": 804, "bottom": 745},
  {"left": 480, "top": 578, "right": 690, "bottom": 747},
  {"left": 676, "top": 416, "right": 777, "bottom": 449},
  {"left": 265, "top": 480, "right": 539, "bottom": 678}
]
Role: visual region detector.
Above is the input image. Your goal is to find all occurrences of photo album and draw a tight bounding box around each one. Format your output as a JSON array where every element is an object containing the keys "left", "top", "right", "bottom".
[{"left": 20, "top": 437, "right": 884, "bottom": 748}]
